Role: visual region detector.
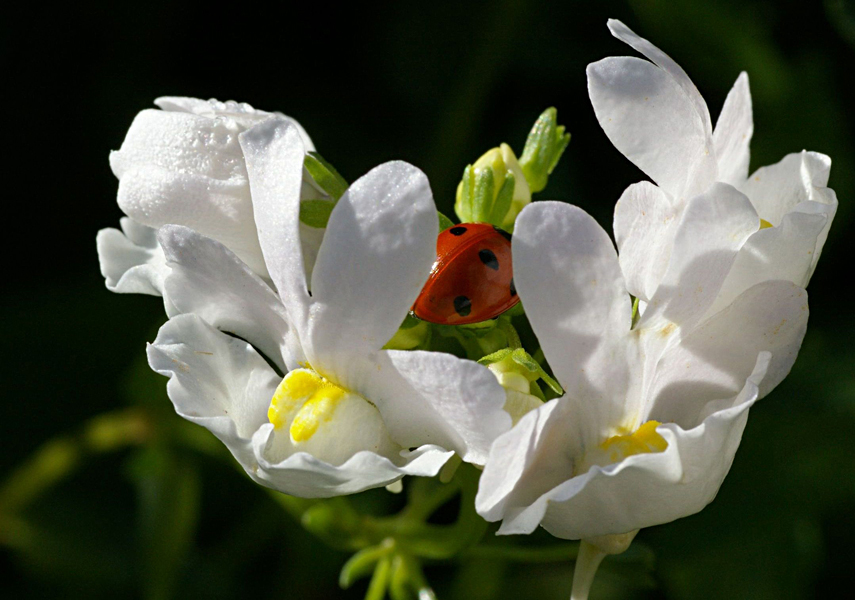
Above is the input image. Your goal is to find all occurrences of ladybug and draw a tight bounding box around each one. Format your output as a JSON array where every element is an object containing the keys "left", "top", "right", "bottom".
[{"left": 413, "top": 223, "right": 519, "bottom": 325}]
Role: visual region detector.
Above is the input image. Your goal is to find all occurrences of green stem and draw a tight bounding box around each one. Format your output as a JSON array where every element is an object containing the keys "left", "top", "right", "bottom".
[{"left": 365, "top": 555, "right": 393, "bottom": 600}]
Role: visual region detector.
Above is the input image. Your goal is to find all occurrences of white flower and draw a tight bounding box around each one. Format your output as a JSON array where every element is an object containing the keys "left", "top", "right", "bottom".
[
  {"left": 588, "top": 20, "right": 837, "bottom": 316},
  {"left": 148, "top": 118, "right": 510, "bottom": 498},
  {"left": 97, "top": 97, "right": 319, "bottom": 297},
  {"left": 475, "top": 197, "right": 809, "bottom": 539}
]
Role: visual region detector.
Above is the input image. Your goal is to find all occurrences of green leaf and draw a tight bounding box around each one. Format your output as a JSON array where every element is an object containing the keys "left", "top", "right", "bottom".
[
  {"left": 304, "top": 151, "right": 349, "bottom": 200},
  {"left": 300, "top": 199, "right": 336, "bottom": 228},
  {"left": 519, "top": 107, "right": 571, "bottom": 193}
]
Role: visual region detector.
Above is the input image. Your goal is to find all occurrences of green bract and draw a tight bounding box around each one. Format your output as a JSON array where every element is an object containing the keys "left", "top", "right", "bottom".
[
  {"left": 519, "top": 107, "right": 571, "bottom": 194},
  {"left": 454, "top": 108, "right": 569, "bottom": 231}
]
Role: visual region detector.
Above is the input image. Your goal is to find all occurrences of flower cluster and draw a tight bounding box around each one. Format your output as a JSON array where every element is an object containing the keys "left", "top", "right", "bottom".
[{"left": 98, "top": 19, "right": 836, "bottom": 598}]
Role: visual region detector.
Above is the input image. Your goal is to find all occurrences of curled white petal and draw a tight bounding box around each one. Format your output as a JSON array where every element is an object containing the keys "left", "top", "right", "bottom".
[
  {"left": 97, "top": 217, "right": 168, "bottom": 297},
  {"left": 148, "top": 313, "right": 451, "bottom": 498},
  {"left": 147, "top": 313, "right": 280, "bottom": 468},
  {"left": 738, "top": 150, "right": 838, "bottom": 279},
  {"left": 250, "top": 433, "right": 453, "bottom": 499},
  {"left": 158, "top": 225, "right": 299, "bottom": 372}
]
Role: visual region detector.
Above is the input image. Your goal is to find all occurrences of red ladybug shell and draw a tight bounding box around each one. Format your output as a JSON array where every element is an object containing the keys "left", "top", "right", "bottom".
[{"left": 413, "top": 223, "right": 519, "bottom": 325}]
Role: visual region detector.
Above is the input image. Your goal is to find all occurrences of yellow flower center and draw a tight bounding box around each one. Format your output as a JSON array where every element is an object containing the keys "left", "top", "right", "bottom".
[
  {"left": 759, "top": 218, "right": 773, "bottom": 229},
  {"left": 268, "top": 369, "right": 347, "bottom": 443},
  {"left": 598, "top": 421, "right": 668, "bottom": 463}
]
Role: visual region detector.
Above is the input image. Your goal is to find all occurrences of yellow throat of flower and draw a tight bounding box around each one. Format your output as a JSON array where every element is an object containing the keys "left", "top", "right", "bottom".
[
  {"left": 759, "top": 218, "right": 773, "bottom": 229},
  {"left": 598, "top": 421, "right": 668, "bottom": 464},
  {"left": 268, "top": 369, "right": 347, "bottom": 444}
]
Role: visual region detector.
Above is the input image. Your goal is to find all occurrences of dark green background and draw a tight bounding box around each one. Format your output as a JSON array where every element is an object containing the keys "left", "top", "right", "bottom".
[{"left": 3, "top": 0, "right": 854, "bottom": 598}]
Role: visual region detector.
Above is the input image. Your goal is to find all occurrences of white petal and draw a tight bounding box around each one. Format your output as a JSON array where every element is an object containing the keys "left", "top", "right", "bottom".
[
  {"left": 147, "top": 313, "right": 281, "bottom": 469},
  {"left": 738, "top": 150, "right": 833, "bottom": 224},
  {"left": 343, "top": 350, "right": 511, "bottom": 466},
  {"left": 705, "top": 210, "right": 826, "bottom": 317},
  {"left": 513, "top": 202, "right": 634, "bottom": 424},
  {"left": 250, "top": 431, "right": 453, "bottom": 498},
  {"left": 738, "top": 151, "right": 837, "bottom": 278},
  {"left": 588, "top": 20, "right": 716, "bottom": 200},
  {"left": 607, "top": 19, "right": 713, "bottom": 136},
  {"left": 476, "top": 398, "right": 578, "bottom": 526},
  {"left": 110, "top": 108, "right": 267, "bottom": 275},
  {"left": 650, "top": 281, "right": 808, "bottom": 428},
  {"left": 713, "top": 72, "right": 753, "bottom": 186},
  {"left": 638, "top": 183, "right": 759, "bottom": 331},
  {"left": 96, "top": 218, "right": 168, "bottom": 297},
  {"left": 154, "top": 96, "right": 316, "bottom": 151},
  {"left": 480, "top": 354, "right": 769, "bottom": 539},
  {"left": 158, "top": 225, "right": 300, "bottom": 372},
  {"left": 308, "top": 162, "right": 438, "bottom": 366},
  {"left": 613, "top": 181, "right": 679, "bottom": 301},
  {"left": 239, "top": 118, "right": 312, "bottom": 327}
]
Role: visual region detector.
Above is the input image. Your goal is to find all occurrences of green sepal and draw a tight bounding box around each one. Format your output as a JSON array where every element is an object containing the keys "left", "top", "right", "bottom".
[
  {"left": 519, "top": 107, "right": 571, "bottom": 193},
  {"left": 455, "top": 164, "right": 475, "bottom": 223},
  {"left": 438, "top": 211, "right": 455, "bottom": 231},
  {"left": 472, "top": 167, "right": 495, "bottom": 222},
  {"left": 299, "top": 199, "right": 336, "bottom": 228},
  {"left": 304, "top": 151, "right": 349, "bottom": 200},
  {"left": 489, "top": 171, "right": 515, "bottom": 225},
  {"left": 479, "top": 347, "right": 563, "bottom": 394}
]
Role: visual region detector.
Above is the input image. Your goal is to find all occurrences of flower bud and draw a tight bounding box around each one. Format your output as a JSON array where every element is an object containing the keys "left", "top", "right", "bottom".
[
  {"left": 519, "top": 107, "right": 571, "bottom": 194},
  {"left": 455, "top": 143, "right": 531, "bottom": 231},
  {"left": 480, "top": 348, "right": 562, "bottom": 425}
]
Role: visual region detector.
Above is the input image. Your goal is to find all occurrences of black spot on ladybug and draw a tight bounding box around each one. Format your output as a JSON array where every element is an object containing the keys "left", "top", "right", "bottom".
[
  {"left": 492, "top": 226, "right": 512, "bottom": 242},
  {"left": 453, "top": 295, "right": 472, "bottom": 317},
  {"left": 449, "top": 226, "right": 467, "bottom": 236},
  {"left": 478, "top": 249, "right": 499, "bottom": 270},
  {"left": 510, "top": 278, "right": 517, "bottom": 297}
]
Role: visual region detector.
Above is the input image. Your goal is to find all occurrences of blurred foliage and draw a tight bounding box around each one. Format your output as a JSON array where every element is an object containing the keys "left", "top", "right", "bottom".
[{"left": 3, "top": 0, "right": 854, "bottom": 598}]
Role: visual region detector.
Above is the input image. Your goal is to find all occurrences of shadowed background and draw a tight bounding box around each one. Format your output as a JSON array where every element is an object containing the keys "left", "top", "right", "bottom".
[{"left": 3, "top": 0, "right": 854, "bottom": 598}]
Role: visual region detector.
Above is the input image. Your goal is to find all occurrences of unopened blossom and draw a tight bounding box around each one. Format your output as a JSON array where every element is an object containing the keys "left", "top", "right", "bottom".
[
  {"left": 588, "top": 20, "right": 837, "bottom": 316},
  {"left": 476, "top": 197, "right": 809, "bottom": 539},
  {"left": 97, "top": 97, "right": 321, "bottom": 296},
  {"left": 149, "top": 118, "right": 510, "bottom": 497}
]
